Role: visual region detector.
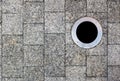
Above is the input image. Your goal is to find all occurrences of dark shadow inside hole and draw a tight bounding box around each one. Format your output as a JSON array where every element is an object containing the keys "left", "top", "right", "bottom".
[{"left": 76, "top": 21, "right": 98, "bottom": 43}]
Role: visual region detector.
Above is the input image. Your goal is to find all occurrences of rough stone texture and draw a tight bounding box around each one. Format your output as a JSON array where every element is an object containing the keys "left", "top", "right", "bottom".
[
  {"left": 66, "top": 23, "right": 74, "bottom": 44},
  {"left": 2, "top": 14, "right": 22, "bottom": 34},
  {"left": 45, "top": 34, "right": 65, "bottom": 55},
  {"left": 0, "top": 0, "right": 120, "bottom": 80},
  {"left": 108, "top": 66, "right": 120, "bottom": 81},
  {"left": 2, "top": 35, "right": 23, "bottom": 57},
  {"left": 87, "top": 77, "right": 107, "bottom": 81},
  {"left": 66, "top": 66, "right": 86, "bottom": 81},
  {"left": 66, "top": 12, "right": 86, "bottom": 23},
  {"left": 87, "top": 0, "right": 107, "bottom": 12},
  {"left": 66, "top": 32, "right": 74, "bottom": 44},
  {"left": 45, "top": 13, "right": 65, "bottom": 33},
  {"left": 24, "top": 24, "right": 44, "bottom": 45},
  {"left": 23, "top": 2, "right": 44, "bottom": 23},
  {"left": 87, "top": 56, "right": 107, "bottom": 76},
  {"left": 44, "top": 53, "right": 65, "bottom": 77},
  {"left": 2, "top": 0, "right": 23, "bottom": 14},
  {"left": 3, "top": 44, "right": 23, "bottom": 57},
  {"left": 66, "top": 44, "right": 87, "bottom": 66},
  {"left": 24, "top": 66, "right": 44, "bottom": 81},
  {"left": 65, "top": 0, "right": 86, "bottom": 22},
  {"left": 108, "top": 45, "right": 120, "bottom": 65},
  {"left": 24, "top": 45, "right": 43, "bottom": 66},
  {"left": 45, "top": 77, "right": 65, "bottom": 81},
  {"left": 108, "top": 23, "right": 120, "bottom": 44},
  {"left": 2, "top": 36, "right": 23, "bottom": 78},
  {"left": 87, "top": 13, "right": 107, "bottom": 34},
  {"left": 45, "top": 0, "right": 64, "bottom": 11},
  {"left": 2, "top": 35, "right": 22, "bottom": 44},
  {"left": 2, "top": 78, "right": 23, "bottom": 81},
  {"left": 2, "top": 56, "right": 23, "bottom": 78},
  {"left": 44, "top": 34, "right": 65, "bottom": 77},
  {"left": 88, "top": 34, "right": 107, "bottom": 55},
  {"left": 108, "top": 0, "right": 120, "bottom": 22},
  {"left": 66, "top": 23, "right": 73, "bottom": 33}
]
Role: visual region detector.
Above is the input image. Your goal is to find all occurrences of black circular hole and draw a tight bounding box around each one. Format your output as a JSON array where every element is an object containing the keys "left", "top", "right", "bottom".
[{"left": 76, "top": 21, "right": 98, "bottom": 43}]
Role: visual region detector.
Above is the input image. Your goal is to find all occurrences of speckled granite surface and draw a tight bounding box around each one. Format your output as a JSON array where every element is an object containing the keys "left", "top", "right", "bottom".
[{"left": 0, "top": 0, "right": 120, "bottom": 81}]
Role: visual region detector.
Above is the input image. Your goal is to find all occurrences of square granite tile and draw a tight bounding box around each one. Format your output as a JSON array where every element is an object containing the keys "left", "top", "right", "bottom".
[
  {"left": 108, "top": 45, "right": 120, "bottom": 65},
  {"left": 66, "top": 66, "right": 86, "bottom": 81},
  {"left": 24, "top": 66, "right": 44, "bottom": 81},
  {"left": 2, "top": 35, "right": 23, "bottom": 57},
  {"left": 45, "top": 77, "right": 65, "bottom": 81},
  {"left": 108, "top": 66, "right": 120, "bottom": 81},
  {"left": 45, "top": 34, "right": 65, "bottom": 55},
  {"left": 87, "top": 77, "right": 107, "bottom": 81},
  {"left": 44, "top": 54, "right": 65, "bottom": 77},
  {"left": 87, "top": 13, "right": 107, "bottom": 34},
  {"left": 65, "top": 0, "right": 86, "bottom": 22},
  {"left": 45, "top": 33, "right": 65, "bottom": 77},
  {"left": 2, "top": 0, "right": 23, "bottom": 13},
  {"left": 24, "top": 45, "right": 43, "bottom": 66},
  {"left": 2, "top": 14, "right": 22, "bottom": 34},
  {"left": 66, "top": 44, "right": 87, "bottom": 66},
  {"left": 108, "top": 0, "right": 120, "bottom": 22},
  {"left": 2, "top": 78, "right": 23, "bottom": 81},
  {"left": 108, "top": 23, "right": 120, "bottom": 44},
  {"left": 66, "top": 0, "right": 86, "bottom": 23},
  {"left": 87, "top": 56, "right": 107, "bottom": 76},
  {"left": 45, "top": 0, "right": 64, "bottom": 11},
  {"left": 45, "top": 13, "right": 65, "bottom": 33},
  {"left": 87, "top": 0, "right": 107, "bottom": 12},
  {"left": 2, "top": 56, "right": 23, "bottom": 77},
  {"left": 88, "top": 34, "right": 107, "bottom": 55},
  {"left": 23, "top": 2, "right": 44, "bottom": 23},
  {"left": 24, "top": 24, "right": 44, "bottom": 45}
]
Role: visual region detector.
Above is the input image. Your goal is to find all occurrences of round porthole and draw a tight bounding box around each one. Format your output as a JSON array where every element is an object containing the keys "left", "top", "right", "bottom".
[{"left": 72, "top": 17, "right": 102, "bottom": 48}]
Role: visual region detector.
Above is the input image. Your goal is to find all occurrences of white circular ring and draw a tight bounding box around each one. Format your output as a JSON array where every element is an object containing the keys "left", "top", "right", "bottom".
[{"left": 71, "top": 17, "right": 103, "bottom": 49}]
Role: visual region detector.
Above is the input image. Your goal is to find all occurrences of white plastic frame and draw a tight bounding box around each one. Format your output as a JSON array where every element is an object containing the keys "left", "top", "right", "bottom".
[{"left": 72, "top": 17, "right": 102, "bottom": 49}]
